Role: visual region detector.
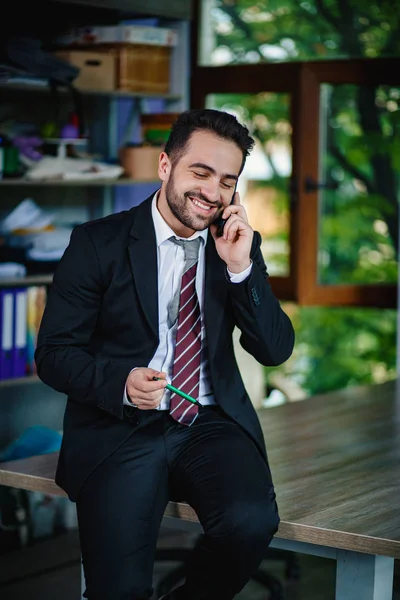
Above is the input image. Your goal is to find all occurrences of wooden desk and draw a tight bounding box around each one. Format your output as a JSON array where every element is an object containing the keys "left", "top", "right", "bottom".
[
  {"left": 1, "top": 378, "right": 399, "bottom": 600},
  {"left": 260, "top": 377, "right": 400, "bottom": 600}
]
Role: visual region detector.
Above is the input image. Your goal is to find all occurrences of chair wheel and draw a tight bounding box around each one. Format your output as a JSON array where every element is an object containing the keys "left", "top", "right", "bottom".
[{"left": 251, "top": 568, "right": 284, "bottom": 599}]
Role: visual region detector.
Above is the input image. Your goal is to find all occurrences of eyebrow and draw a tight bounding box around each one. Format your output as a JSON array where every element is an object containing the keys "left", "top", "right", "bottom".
[{"left": 188, "top": 162, "right": 238, "bottom": 182}]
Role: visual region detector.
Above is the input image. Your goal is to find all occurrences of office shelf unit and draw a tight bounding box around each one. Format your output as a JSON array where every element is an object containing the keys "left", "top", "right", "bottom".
[
  {"left": 0, "top": 0, "right": 191, "bottom": 398},
  {"left": 0, "top": 375, "right": 41, "bottom": 388},
  {"left": 0, "top": 275, "right": 53, "bottom": 287},
  {"left": 0, "top": 177, "right": 159, "bottom": 187},
  {"left": 0, "top": 82, "right": 182, "bottom": 101}
]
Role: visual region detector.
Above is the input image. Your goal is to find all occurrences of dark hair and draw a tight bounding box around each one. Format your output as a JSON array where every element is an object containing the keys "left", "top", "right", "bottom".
[{"left": 164, "top": 108, "right": 254, "bottom": 173}]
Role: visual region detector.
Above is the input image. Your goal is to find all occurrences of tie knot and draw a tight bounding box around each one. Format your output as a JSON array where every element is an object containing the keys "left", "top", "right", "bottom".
[{"left": 170, "top": 236, "right": 202, "bottom": 262}]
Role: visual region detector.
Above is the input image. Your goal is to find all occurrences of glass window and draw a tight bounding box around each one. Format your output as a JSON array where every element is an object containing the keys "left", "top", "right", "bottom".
[
  {"left": 206, "top": 92, "right": 292, "bottom": 276},
  {"left": 317, "top": 84, "right": 399, "bottom": 285},
  {"left": 263, "top": 305, "right": 397, "bottom": 403},
  {"left": 199, "top": 0, "right": 400, "bottom": 66}
]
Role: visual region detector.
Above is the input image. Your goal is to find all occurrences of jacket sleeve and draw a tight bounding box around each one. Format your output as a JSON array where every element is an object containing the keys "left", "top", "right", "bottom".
[
  {"left": 228, "top": 231, "right": 295, "bottom": 366},
  {"left": 35, "top": 225, "right": 132, "bottom": 420}
]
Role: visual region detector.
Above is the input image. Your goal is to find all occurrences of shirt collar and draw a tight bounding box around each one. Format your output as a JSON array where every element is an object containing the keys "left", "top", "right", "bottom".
[{"left": 151, "top": 192, "right": 208, "bottom": 247}]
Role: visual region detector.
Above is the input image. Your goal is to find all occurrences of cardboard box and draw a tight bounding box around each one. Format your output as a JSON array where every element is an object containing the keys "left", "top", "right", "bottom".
[
  {"left": 55, "top": 50, "right": 115, "bottom": 91},
  {"left": 81, "top": 43, "right": 171, "bottom": 93},
  {"left": 119, "top": 145, "right": 162, "bottom": 180},
  {"left": 116, "top": 44, "right": 171, "bottom": 93}
]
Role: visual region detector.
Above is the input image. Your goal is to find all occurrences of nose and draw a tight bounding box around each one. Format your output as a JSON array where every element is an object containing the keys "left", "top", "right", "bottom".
[{"left": 200, "top": 179, "right": 220, "bottom": 204}]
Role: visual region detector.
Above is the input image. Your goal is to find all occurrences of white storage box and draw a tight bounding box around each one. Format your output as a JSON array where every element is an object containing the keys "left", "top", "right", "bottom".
[{"left": 57, "top": 25, "right": 178, "bottom": 48}]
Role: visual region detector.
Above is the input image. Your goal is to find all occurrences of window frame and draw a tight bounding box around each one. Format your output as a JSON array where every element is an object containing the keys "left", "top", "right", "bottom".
[
  {"left": 293, "top": 60, "right": 399, "bottom": 307},
  {"left": 190, "top": 7, "right": 399, "bottom": 307}
]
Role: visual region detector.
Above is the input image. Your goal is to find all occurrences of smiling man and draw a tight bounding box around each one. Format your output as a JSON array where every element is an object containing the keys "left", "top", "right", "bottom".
[
  {"left": 35, "top": 109, "right": 295, "bottom": 600},
  {"left": 161, "top": 129, "right": 241, "bottom": 236}
]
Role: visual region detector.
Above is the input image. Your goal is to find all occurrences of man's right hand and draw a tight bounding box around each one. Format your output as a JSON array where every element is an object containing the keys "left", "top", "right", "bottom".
[{"left": 125, "top": 368, "right": 167, "bottom": 410}]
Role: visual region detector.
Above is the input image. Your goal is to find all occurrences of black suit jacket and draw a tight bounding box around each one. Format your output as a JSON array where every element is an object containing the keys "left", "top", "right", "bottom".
[{"left": 35, "top": 195, "right": 295, "bottom": 501}]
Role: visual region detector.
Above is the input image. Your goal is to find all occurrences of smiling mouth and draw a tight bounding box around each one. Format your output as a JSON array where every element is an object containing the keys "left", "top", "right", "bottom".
[{"left": 189, "top": 197, "right": 217, "bottom": 212}]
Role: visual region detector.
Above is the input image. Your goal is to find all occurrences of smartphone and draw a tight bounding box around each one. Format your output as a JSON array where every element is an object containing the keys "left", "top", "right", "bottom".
[{"left": 215, "top": 183, "right": 237, "bottom": 237}]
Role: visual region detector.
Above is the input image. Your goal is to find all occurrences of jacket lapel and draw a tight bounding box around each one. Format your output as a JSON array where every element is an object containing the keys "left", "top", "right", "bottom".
[
  {"left": 127, "top": 197, "right": 158, "bottom": 339},
  {"left": 126, "top": 197, "right": 228, "bottom": 353},
  {"left": 204, "top": 236, "right": 227, "bottom": 362}
]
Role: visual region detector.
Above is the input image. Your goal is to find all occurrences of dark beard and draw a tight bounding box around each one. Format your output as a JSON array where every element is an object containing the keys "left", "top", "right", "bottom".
[{"left": 165, "top": 178, "right": 222, "bottom": 232}]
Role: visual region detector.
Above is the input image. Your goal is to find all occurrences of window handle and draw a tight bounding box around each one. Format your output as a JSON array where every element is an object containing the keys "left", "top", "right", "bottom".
[{"left": 304, "top": 176, "right": 339, "bottom": 193}]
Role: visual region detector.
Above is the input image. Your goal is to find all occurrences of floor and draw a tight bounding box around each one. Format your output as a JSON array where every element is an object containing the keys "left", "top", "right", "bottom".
[{"left": 0, "top": 526, "right": 399, "bottom": 600}]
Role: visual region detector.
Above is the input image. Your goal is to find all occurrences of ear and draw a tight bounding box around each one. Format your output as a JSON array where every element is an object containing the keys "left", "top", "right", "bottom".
[{"left": 158, "top": 152, "right": 172, "bottom": 182}]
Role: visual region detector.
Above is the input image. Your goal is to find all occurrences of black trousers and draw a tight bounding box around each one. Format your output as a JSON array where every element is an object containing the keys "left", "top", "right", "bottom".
[{"left": 76, "top": 405, "right": 280, "bottom": 600}]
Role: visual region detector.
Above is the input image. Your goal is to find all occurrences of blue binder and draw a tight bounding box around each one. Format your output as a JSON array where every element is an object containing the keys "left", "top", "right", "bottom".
[
  {"left": 12, "top": 287, "right": 28, "bottom": 378},
  {"left": 0, "top": 288, "right": 14, "bottom": 380}
]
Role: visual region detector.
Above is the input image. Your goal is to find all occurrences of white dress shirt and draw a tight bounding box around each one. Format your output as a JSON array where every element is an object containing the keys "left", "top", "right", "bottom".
[{"left": 124, "top": 192, "right": 252, "bottom": 409}]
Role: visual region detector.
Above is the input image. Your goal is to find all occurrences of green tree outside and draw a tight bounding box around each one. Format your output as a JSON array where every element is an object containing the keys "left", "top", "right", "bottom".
[{"left": 203, "top": 0, "right": 399, "bottom": 396}]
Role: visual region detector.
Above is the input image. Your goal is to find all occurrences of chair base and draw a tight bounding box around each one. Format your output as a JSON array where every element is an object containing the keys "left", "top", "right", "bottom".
[{"left": 154, "top": 544, "right": 300, "bottom": 600}]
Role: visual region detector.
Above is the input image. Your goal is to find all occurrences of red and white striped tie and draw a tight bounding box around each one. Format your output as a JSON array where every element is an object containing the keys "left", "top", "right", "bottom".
[{"left": 169, "top": 238, "right": 202, "bottom": 426}]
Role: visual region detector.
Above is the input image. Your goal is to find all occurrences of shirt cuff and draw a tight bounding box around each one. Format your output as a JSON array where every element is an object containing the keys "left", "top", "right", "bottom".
[
  {"left": 123, "top": 368, "right": 139, "bottom": 406},
  {"left": 227, "top": 261, "right": 253, "bottom": 283}
]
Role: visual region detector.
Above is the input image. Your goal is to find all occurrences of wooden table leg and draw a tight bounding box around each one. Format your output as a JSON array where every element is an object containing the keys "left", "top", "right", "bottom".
[{"left": 336, "top": 550, "right": 394, "bottom": 600}]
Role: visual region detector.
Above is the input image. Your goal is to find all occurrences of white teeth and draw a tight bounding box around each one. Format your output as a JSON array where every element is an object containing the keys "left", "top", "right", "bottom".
[{"left": 192, "top": 198, "right": 211, "bottom": 210}]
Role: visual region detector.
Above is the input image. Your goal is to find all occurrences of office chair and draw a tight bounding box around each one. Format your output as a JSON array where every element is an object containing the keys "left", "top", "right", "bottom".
[{"left": 154, "top": 534, "right": 300, "bottom": 600}]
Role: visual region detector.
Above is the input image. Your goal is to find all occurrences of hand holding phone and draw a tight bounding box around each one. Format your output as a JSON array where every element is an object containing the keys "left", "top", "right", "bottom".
[{"left": 211, "top": 185, "right": 253, "bottom": 273}]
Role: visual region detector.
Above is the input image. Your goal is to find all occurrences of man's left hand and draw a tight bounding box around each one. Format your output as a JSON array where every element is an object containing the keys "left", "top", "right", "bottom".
[{"left": 210, "top": 192, "right": 253, "bottom": 273}]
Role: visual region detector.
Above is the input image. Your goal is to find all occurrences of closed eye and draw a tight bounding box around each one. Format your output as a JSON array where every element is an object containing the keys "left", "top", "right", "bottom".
[{"left": 194, "top": 172, "right": 207, "bottom": 178}]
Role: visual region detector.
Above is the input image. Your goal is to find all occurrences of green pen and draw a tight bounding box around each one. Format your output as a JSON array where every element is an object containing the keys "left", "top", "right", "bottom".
[{"left": 153, "top": 377, "right": 203, "bottom": 407}]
